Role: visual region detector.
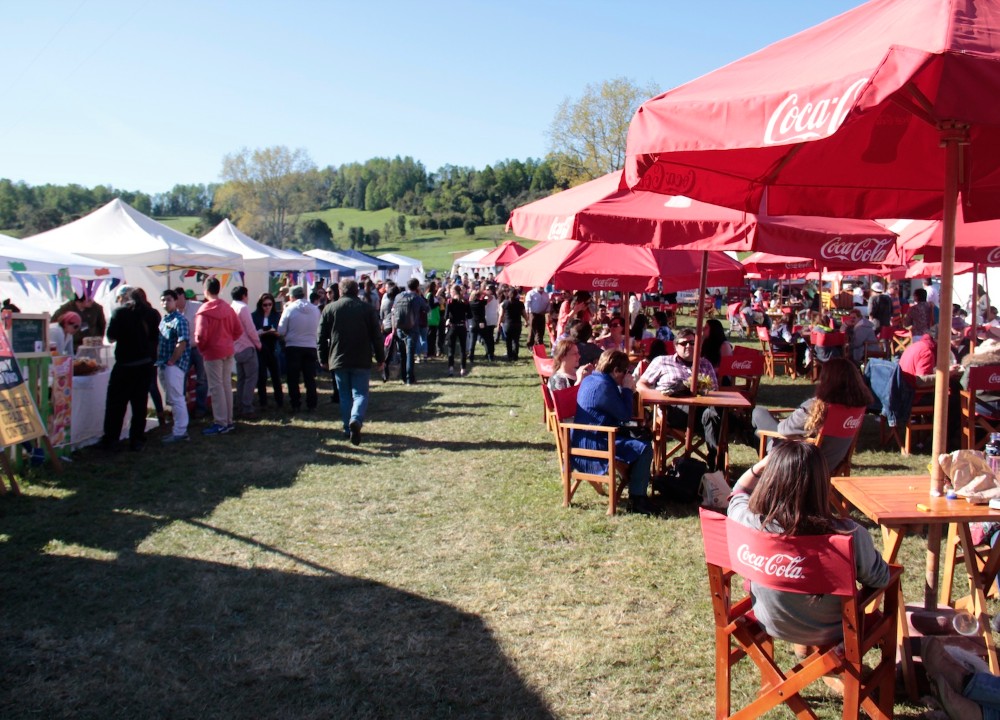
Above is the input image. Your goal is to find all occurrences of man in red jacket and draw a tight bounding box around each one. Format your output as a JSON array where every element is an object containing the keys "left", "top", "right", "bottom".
[{"left": 194, "top": 277, "right": 243, "bottom": 435}]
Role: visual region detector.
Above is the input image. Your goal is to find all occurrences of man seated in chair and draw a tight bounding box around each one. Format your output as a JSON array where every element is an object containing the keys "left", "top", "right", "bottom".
[
  {"left": 638, "top": 327, "right": 722, "bottom": 470},
  {"left": 729, "top": 441, "right": 890, "bottom": 694},
  {"left": 899, "top": 328, "right": 964, "bottom": 449}
]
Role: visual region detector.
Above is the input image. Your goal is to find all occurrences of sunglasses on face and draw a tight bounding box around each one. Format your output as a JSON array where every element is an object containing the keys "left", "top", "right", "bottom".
[
  {"left": 676, "top": 340, "right": 694, "bottom": 347},
  {"left": 262, "top": 302, "right": 273, "bottom": 307}
]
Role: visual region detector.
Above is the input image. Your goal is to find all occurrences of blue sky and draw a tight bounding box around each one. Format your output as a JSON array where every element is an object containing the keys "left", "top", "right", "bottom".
[{"left": 1, "top": 1, "right": 861, "bottom": 194}]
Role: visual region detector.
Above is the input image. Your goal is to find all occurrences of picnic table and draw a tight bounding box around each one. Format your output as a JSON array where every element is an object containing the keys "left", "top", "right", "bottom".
[{"left": 832, "top": 474, "right": 1000, "bottom": 698}]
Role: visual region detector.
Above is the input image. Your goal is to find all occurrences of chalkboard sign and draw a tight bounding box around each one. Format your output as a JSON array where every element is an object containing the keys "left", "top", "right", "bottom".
[{"left": 10, "top": 314, "right": 50, "bottom": 357}]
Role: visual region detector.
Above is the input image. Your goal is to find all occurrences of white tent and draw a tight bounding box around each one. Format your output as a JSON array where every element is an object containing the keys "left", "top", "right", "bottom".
[
  {"left": 201, "top": 220, "right": 314, "bottom": 273},
  {"left": 0, "top": 233, "right": 123, "bottom": 279},
  {"left": 24, "top": 199, "right": 243, "bottom": 275},
  {"left": 377, "top": 253, "right": 424, "bottom": 283},
  {"left": 304, "top": 249, "right": 377, "bottom": 277},
  {"left": 452, "top": 248, "right": 489, "bottom": 276}
]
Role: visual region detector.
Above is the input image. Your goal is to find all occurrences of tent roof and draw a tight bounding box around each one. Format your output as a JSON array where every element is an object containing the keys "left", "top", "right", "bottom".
[
  {"left": 201, "top": 219, "right": 314, "bottom": 272},
  {"left": 453, "top": 249, "right": 490, "bottom": 268},
  {"left": 304, "top": 249, "right": 375, "bottom": 276},
  {"left": 0, "top": 233, "right": 124, "bottom": 279},
  {"left": 340, "top": 248, "right": 398, "bottom": 270},
  {"left": 25, "top": 199, "right": 242, "bottom": 271}
]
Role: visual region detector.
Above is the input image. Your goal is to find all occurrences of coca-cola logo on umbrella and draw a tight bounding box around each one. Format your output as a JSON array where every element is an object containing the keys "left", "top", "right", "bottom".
[
  {"left": 987, "top": 248, "right": 1000, "bottom": 265},
  {"left": 592, "top": 278, "right": 620, "bottom": 289},
  {"left": 764, "top": 77, "right": 869, "bottom": 145},
  {"left": 820, "top": 237, "right": 893, "bottom": 264},
  {"left": 736, "top": 544, "right": 806, "bottom": 579},
  {"left": 642, "top": 164, "right": 696, "bottom": 195},
  {"left": 547, "top": 216, "right": 574, "bottom": 241}
]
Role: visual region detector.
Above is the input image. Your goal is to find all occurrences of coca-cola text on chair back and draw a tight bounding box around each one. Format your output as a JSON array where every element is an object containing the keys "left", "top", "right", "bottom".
[
  {"left": 718, "top": 353, "right": 765, "bottom": 379},
  {"left": 819, "top": 404, "right": 866, "bottom": 440}
]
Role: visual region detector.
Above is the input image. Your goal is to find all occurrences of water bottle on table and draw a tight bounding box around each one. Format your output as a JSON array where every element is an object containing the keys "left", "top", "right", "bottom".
[{"left": 987, "top": 433, "right": 1000, "bottom": 477}]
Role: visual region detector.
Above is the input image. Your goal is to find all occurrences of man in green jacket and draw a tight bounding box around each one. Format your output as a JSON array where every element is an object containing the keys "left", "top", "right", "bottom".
[{"left": 319, "top": 278, "right": 385, "bottom": 446}]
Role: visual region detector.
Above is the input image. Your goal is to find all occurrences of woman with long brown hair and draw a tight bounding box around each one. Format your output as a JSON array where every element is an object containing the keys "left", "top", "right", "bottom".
[
  {"left": 252, "top": 292, "right": 283, "bottom": 408},
  {"left": 728, "top": 441, "right": 889, "bottom": 649},
  {"left": 751, "top": 357, "right": 873, "bottom": 472}
]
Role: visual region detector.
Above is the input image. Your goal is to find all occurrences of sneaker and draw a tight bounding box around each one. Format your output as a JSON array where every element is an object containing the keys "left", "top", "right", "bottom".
[
  {"left": 223, "top": 423, "right": 236, "bottom": 433},
  {"left": 459, "top": 368, "right": 466, "bottom": 377},
  {"left": 202, "top": 423, "right": 227, "bottom": 436},
  {"left": 448, "top": 367, "right": 454, "bottom": 377},
  {"left": 162, "top": 433, "right": 190, "bottom": 444},
  {"left": 349, "top": 420, "right": 362, "bottom": 446}
]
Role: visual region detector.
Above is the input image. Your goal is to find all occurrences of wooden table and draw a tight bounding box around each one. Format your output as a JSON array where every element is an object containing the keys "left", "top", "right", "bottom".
[
  {"left": 832, "top": 474, "right": 1000, "bottom": 696},
  {"left": 637, "top": 387, "right": 750, "bottom": 476}
]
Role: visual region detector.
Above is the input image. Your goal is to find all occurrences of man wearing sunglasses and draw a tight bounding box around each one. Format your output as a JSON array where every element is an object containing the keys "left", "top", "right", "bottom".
[{"left": 637, "top": 326, "right": 722, "bottom": 471}]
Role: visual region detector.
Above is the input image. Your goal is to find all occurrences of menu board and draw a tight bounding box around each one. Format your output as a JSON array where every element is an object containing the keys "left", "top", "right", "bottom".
[
  {"left": 9, "top": 313, "right": 49, "bottom": 357},
  {"left": 0, "top": 324, "right": 46, "bottom": 445}
]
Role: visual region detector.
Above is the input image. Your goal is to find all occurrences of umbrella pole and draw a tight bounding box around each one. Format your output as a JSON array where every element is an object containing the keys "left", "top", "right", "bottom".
[
  {"left": 686, "top": 251, "right": 710, "bottom": 454},
  {"left": 970, "top": 264, "right": 979, "bottom": 352}
]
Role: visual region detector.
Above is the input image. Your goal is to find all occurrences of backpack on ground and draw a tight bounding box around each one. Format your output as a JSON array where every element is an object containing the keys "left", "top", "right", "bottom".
[{"left": 393, "top": 292, "right": 417, "bottom": 331}]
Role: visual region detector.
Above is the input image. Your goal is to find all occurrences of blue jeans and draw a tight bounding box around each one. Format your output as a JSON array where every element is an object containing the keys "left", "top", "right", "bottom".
[
  {"left": 418, "top": 327, "right": 428, "bottom": 356},
  {"left": 334, "top": 368, "right": 370, "bottom": 433},
  {"left": 965, "top": 672, "right": 1000, "bottom": 720},
  {"left": 397, "top": 329, "right": 419, "bottom": 383}
]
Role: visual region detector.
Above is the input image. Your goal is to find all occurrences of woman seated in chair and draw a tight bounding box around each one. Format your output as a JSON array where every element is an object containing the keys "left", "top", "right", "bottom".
[
  {"left": 594, "top": 316, "right": 626, "bottom": 351},
  {"left": 573, "top": 349, "right": 654, "bottom": 514},
  {"left": 729, "top": 441, "right": 890, "bottom": 671},
  {"left": 752, "top": 358, "right": 873, "bottom": 473},
  {"left": 650, "top": 310, "right": 675, "bottom": 342},
  {"left": 548, "top": 338, "right": 594, "bottom": 392}
]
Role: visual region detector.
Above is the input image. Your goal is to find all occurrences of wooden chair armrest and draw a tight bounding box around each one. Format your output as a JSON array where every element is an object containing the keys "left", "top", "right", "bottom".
[
  {"left": 756, "top": 429, "right": 805, "bottom": 459},
  {"left": 857, "top": 564, "right": 904, "bottom": 607},
  {"left": 558, "top": 421, "right": 619, "bottom": 436},
  {"left": 768, "top": 407, "right": 797, "bottom": 417}
]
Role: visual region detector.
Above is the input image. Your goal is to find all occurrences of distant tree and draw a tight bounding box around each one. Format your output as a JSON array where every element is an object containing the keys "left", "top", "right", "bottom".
[
  {"left": 348, "top": 226, "right": 364, "bottom": 250},
  {"left": 463, "top": 219, "right": 476, "bottom": 236},
  {"left": 382, "top": 221, "right": 393, "bottom": 244},
  {"left": 337, "top": 220, "right": 344, "bottom": 232},
  {"left": 547, "top": 76, "right": 658, "bottom": 185},
  {"left": 409, "top": 218, "right": 418, "bottom": 231},
  {"left": 217, "top": 145, "right": 318, "bottom": 248},
  {"left": 300, "top": 218, "right": 333, "bottom": 250},
  {"left": 368, "top": 229, "right": 380, "bottom": 249},
  {"left": 189, "top": 206, "right": 226, "bottom": 237},
  {"left": 396, "top": 213, "right": 407, "bottom": 237},
  {"left": 19, "top": 206, "right": 63, "bottom": 234}
]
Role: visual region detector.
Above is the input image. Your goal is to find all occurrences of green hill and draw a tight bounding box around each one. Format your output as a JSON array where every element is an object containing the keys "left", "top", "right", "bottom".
[{"left": 158, "top": 209, "right": 537, "bottom": 273}]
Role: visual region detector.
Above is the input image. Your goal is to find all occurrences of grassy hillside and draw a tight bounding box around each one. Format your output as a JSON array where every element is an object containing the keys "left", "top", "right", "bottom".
[{"left": 157, "top": 209, "right": 537, "bottom": 273}]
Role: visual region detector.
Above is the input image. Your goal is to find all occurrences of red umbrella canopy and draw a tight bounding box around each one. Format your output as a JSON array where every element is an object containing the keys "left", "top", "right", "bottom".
[
  {"left": 479, "top": 240, "right": 528, "bottom": 267},
  {"left": 741, "top": 244, "right": 907, "bottom": 278},
  {"left": 507, "top": 172, "right": 898, "bottom": 260},
  {"left": 884, "top": 258, "right": 975, "bottom": 279},
  {"left": 495, "top": 240, "right": 745, "bottom": 293},
  {"left": 886, "top": 215, "right": 1000, "bottom": 265},
  {"left": 624, "top": 0, "right": 1000, "bottom": 222}
]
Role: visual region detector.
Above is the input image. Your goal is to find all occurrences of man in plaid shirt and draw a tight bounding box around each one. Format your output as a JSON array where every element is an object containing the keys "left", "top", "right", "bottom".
[
  {"left": 638, "top": 326, "right": 722, "bottom": 470},
  {"left": 157, "top": 289, "right": 191, "bottom": 444}
]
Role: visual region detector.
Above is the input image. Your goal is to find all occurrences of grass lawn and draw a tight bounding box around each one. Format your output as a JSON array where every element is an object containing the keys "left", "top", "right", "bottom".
[{"left": 0, "top": 327, "right": 972, "bottom": 718}]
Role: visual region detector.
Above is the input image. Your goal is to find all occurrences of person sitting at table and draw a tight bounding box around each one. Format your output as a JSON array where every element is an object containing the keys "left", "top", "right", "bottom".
[
  {"left": 701, "top": 318, "right": 734, "bottom": 370},
  {"left": 595, "top": 317, "right": 626, "bottom": 351},
  {"left": 729, "top": 442, "right": 890, "bottom": 693},
  {"left": 752, "top": 358, "right": 872, "bottom": 472},
  {"left": 638, "top": 326, "right": 722, "bottom": 470},
  {"left": 845, "top": 308, "right": 879, "bottom": 364},
  {"left": 548, "top": 338, "right": 594, "bottom": 392},
  {"left": 770, "top": 312, "right": 807, "bottom": 373},
  {"left": 632, "top": 338, "right": 667, "bottom": 382},
  {"left": 49, "top": 311, "right": 81, "bottom": 356},
  {"left": 573, "top": 349, "right": 654, "bottom": 514},
  {"left": 923, "top": 636, "right": 999, "bottom": 720},
  {"left": 570, "top": 321, "right": 602, "bottom": 365}
]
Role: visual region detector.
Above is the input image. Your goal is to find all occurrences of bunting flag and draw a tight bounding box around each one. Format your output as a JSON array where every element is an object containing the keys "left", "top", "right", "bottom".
[{"left": 7, "top": 261, "right": 26, "bottom": 272}]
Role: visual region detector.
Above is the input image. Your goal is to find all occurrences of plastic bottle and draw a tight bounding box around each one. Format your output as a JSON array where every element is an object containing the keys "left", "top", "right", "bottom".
[{"left": 987, "top": 433, "right": 1000, "bottom": 476}]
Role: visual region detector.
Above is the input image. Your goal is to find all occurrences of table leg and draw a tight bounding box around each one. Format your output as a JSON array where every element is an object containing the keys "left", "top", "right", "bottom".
[
  {"left": 926, "top": 523, "right": 942, "bottom": 610},
  {"left": 880, "top": 525, "right": 919, "bottom": 700},
  {"left": 718, "top": 408, "right": 730, "bottom": 480},
  {"left": 956, "top": 523, "right": 1000, "bottom": 674}
]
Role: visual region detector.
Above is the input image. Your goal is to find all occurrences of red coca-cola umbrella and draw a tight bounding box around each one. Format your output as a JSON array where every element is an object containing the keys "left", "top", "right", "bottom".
[
  {"left": 479, "top": 240, "right": 528, "bottom": 268},
  {"left": 623, "top": 0, "right": 1000, "bottom": 493},
  {"left": 888, "top": 216, "right": 1000, "bottom": 266},
  {"left": 741, "top": 246, "right": 906, "bottom": 279},
  {"left": 495, "top": 240, "right": 745, "bottom": 293},
  {"left": 508, "top": 172, "right": 896, "bottom": 258}
]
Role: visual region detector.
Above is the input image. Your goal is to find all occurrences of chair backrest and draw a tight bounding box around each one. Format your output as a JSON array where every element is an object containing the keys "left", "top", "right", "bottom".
[
  {"left": 532, "top": 344, "right": 548, "bottom": 359},
  {"left": 717, "top": 352, "right": 765, "bottom": 379},
  {"left": 533, "top": 354, "right": 554, "bottom": 378},
  {"left": 635, "top": 337, "right": 654, "bottom": 357},
  {"left": 755, "top": 326, "right": 770, "bottom": 344},
  {"left": 967, "top": 364, "right": 1000, "bottom": 393},
  {"left": 812, "top": 330, "right": 847, "bottom": 347},
  {"left": 700, "top": 508, "right": 857, "bottom": 596},
  {"left": 731, "top": 344, "right": 758, "bottom": 359},
  {"left": 663, "top": 340, "right": 675, "bottom": 356},
  {"left": 817, "top": 404, "right": 866, "bottom": 440},
  {"left": 878, "top": 326, "right": 895, "bottom": 341},
  {"left": 541, "top": 382, "right": 555, "bottom": 415},
  {"left": 552, "top": 384, "right": 581, "bottom": 422}
]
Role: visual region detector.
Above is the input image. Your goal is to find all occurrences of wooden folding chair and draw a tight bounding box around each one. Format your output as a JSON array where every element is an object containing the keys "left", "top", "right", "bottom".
[
  {"left": 810, "top": 331, "right": 847, "bottom": 382},
  {"left": 879, "top": 391, "right": 933, "bottom": 455},
  {"left": 960, "top": 364, "right": 1000, "bottom": 450},
  {"left": 757, "top": 404, "right": 866, "bottom": 478},
  {"left": 699, "top": 508, "right": 901, "bottom": 720},
  {"left": 552, "top": 384, "right": 627, "bottom": 514},
  {"left": 756, "top": 326, "right": 796, "bottom": 379},
  {"left": 716, "top": 352, "right": 764, "bottom": 427},
  {"left": 891, "top": 330, "right": 912, "bottom": 356}
]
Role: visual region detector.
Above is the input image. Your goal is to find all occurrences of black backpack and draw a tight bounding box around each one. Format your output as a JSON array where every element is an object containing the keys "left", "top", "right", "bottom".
[{"left": 393, "top": 292, "right": 416, "bottom": 331}]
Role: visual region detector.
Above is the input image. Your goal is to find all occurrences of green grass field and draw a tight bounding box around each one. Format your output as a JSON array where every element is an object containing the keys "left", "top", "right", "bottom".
[{"left": 0, "top": 316, "right": 975, "bottom": 718}]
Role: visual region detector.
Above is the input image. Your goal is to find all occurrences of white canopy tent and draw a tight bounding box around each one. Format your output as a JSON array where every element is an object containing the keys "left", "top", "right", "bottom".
[
  {"left": 24, "top": 199, "right": 243, "bottom": 278},
  {"left": 451, "top": 248, "right": 489, "bottom": 276},
  {"left": 0, "top": 233, "right": 126, "bottom": 314},
  {"left": 377, "top": 253, "right": 424, "bottom": 283},
  {"left": 304, "top": 249, "right": 377, "bottom": 278}
]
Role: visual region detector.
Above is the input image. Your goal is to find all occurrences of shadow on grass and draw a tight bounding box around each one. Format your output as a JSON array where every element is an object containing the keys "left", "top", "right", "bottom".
[
  {"left": 0, "top": 551, "right": 555, "bottom": 719},
  {"left": 352, "top": 433, "right": 553, "bottom": 455}
]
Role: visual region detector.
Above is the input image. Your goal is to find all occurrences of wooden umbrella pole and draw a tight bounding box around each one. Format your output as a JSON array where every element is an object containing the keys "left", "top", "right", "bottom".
[
  {"left": 689, "top": 251, "right": 710, "bottom": 395},
  {"left": 930, "top": 132, "right": 961, "bottom": 495},
  {"left": 970, "top": 264, "right": 979, "bottom": 352}
]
